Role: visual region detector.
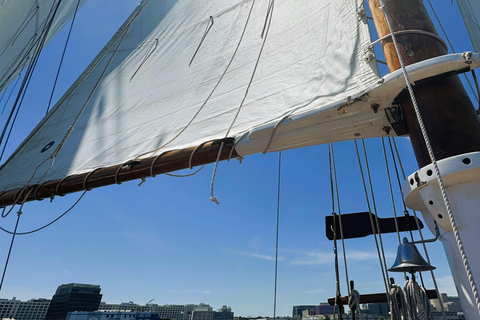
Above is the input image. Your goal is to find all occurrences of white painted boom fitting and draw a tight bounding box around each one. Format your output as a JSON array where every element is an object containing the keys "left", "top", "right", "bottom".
[{"left": 403, "top": 151, "right": 480, "bottom": 320}]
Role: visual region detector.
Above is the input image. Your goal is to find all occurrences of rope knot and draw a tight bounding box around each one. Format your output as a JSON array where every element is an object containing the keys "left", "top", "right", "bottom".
[{"left": 210, "top": 196, "right": 219, "bottom": 205}]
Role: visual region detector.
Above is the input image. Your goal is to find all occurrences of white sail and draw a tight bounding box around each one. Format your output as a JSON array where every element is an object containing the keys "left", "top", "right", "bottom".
[
  {"left": 0, "top": 0, "right": 87, "bottom": 93},
  {"left": 0, "top": 0, "right": 380, "bottom": 192},
  {"left": 457, "top": 0, "right": 480, "bottom": 53}
]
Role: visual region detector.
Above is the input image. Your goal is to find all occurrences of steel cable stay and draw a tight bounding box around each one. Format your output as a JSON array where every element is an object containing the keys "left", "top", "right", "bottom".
[
  {"left": 45, "top": 0, "right": 82, "bottom": 114},
  {"left": 328, "top": 143, "right": 362, "bottom": 320},
  {"left": 0, "top": 0, "right": 64, "bottom": 162},
  {"left": 329, "top": 143, "right": 342, "bottom": 318},
  {"left": 273, "top": 151, "right": 281, "bottom": 320},
  {"left": 354, "top": 140, "right": 391, "bottom": 293}
]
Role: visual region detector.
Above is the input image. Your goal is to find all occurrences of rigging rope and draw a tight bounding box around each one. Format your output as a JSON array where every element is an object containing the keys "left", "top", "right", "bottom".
[
  {"left": 0, "top": 191, "right": 87, "bottom": 236},
  {"left": 389, "top": 138, "right": 446, "bottom": 318},
  {"left": 330, "top": 144, "right": 351, "bottom": 294},
  {"left": 381, "top": 138, "right": 402, "bottom": 245},
  {"left": 0, "top": 0, "right": 63, "bottom": 162},
  {"left": 210, "top": 0, "right": 274, "bottom": 204},
  {"left": 378, "top": 0, "right": 480, "bottom": 314},
  {"left": 134, "top": 0, "right": 257, "bottom": 161},
  {"left": 45, "top": 0, "right": 81, "bottom": 114},
  {"left": 356, "top": 140, "right": 391, "bottom": 291},
  {"left": 404, "top": 276, "right": 434, "bottom": 320},
  {"left": 273, "top": 151, "right": 281, "bottom": 320},
  {"left": 425, "top": 0, "right": 479, "bottom": 103},
  {"left": 329, "top": 144, "right": 341, "bottom": 315},
  {"left": 0, "top": 75, "right": 21, "bottom": 115},
  {"left": 0, "top": 211, "right": 21, "bottom": 292},
  {"left": 0, "top": 188, "right": 32, "bottom": 291}
]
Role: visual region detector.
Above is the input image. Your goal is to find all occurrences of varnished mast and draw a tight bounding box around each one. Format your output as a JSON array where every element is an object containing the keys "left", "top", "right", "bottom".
[
  {"left": 367, "top": 0, "right": 480, "bottom": 166},
  {"left": 367, "top": 0, "right": 480, "bottom": 318}
]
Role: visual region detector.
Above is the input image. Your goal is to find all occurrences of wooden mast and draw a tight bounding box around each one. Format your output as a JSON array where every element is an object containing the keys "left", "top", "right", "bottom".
[
  {"left": 367, "top": 0, "right": 480, "bottom": 167},
  {"left": 367, "top": 1, "right": 480, "bottom": 317}
]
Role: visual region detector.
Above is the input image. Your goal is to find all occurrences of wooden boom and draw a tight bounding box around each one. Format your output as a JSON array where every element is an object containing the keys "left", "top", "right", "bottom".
[{"left": 0, "top": 138, "right": 237, "bottom": 207}]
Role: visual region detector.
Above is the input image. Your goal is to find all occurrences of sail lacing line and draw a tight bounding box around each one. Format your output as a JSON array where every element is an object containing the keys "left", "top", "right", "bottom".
[{"left": 378, "top": 0, "right": 480, "bottom": 315}]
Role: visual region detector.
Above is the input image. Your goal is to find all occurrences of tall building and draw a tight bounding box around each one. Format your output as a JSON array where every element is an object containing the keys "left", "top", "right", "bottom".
[
  {"left": 0, "top": 297, "right": 51, "bottom": 320},
  {"left": 45, "top": 283, "right": 103, "bottom": 320}
]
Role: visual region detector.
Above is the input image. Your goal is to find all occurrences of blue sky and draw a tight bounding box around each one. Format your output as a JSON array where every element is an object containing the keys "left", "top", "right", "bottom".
[{"left": 0, "top": 0, "right": 476, "bottom": 317}]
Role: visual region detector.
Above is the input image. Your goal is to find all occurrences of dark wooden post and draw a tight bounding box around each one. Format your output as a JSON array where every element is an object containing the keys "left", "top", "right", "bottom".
[{"left": 367, "top": 0, "right": 480, "bottom": 167}]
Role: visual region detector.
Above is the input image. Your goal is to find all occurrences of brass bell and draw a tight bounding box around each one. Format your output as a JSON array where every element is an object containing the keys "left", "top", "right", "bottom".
[{"left": 388, "top": 237, "right": 436, "bottom": 273}]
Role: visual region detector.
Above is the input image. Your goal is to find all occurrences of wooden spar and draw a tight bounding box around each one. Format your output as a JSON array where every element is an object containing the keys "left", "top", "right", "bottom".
[
  {"left": 327, "top": 289, "right": 438, "bottom": 305},
  {"left": 0, "top": 139, "right": 237, "bottom": 207},
  {"left": 367, "top": 0, "right": 480, "bottom": 167}
]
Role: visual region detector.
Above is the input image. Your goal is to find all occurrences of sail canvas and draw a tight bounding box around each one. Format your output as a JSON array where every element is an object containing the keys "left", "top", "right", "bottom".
[
  {"left": 457, "top": 0, "right": 480, "bottom": 53},
  {"left": 0, "top": 0, "right": 379, "bottom": 193},
  {"left": 0, "top": 0, "right": 87, "bottom": 92}
]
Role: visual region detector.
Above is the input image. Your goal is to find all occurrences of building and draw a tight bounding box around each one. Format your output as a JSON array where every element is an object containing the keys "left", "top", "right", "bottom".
[
  {"left": 192, "top": 304, "right": 215, "bottom": 320},
  {"left": 214, "top": 306, "right": 234, "bottom": 320},
  {"left": 0, "top": 297, "right": 51, "bottom": 320},
  {"left": 293, "top": 304, "right": 338, "bottom": 319},
  {"left": 45, "top": 283, "right": 103, "bottom": 320},
  {"left": 292, "top": 306, "right": 317, "bottom": 319},
  {"left": 98, "top": 303, "right": 216, "bottom": 320},
  {"left": 98, "top": 302, "right": 141, "bottom": 312},
  {"left": 66, "top": 311, "right": 160, "bottom": 320},
  {"left": 365, "top": 303, "right": 389, "bottom": 318},
  {"left": 432, "top": 293, "right": 463, "bottom": 313}
]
